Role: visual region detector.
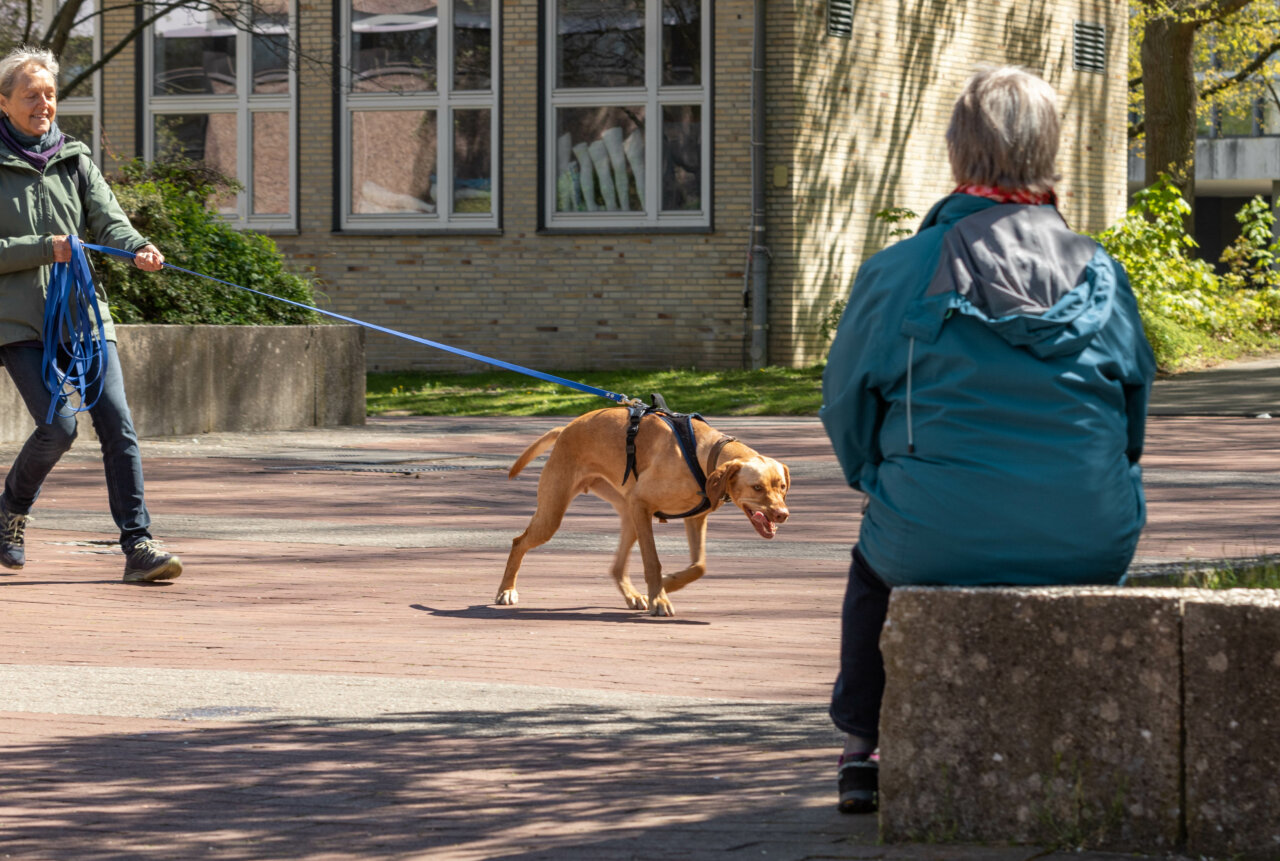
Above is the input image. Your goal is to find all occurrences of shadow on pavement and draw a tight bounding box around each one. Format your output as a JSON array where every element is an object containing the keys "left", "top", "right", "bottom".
[
  {"left": 410, "top": 603, "right": 712, "bottom": 625},
  {"left": 0, "top": 718, "right": 863, "bottom": 861}
]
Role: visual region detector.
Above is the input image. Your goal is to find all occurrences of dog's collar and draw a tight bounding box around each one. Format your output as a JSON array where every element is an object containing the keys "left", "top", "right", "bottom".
[{"left": 705, "top": 434, "right": 736, "bottom": 480}]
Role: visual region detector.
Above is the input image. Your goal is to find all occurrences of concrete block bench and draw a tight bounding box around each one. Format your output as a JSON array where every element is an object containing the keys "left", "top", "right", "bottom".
[
  {"left": 0, "top": 324, "right": 365, "bottom": 443},
  {"left": 878, "top": 587, "right": 1280, "bottom": 859}
]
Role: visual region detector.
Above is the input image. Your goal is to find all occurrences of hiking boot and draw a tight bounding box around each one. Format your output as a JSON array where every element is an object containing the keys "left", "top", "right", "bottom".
[
  {"left": 0, "top": 502, "right": 29, "bottom": 571},
  {"left": 837, "top": 752, "right": 879, "bottom": 814},
  {"left": 122, "top": 539, "right": 183, "bottom": 582}
]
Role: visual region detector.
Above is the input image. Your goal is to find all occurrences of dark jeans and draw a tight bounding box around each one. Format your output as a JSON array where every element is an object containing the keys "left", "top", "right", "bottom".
[
  {"left": 0, "top": 341, "right": 152, "bottom": 549},
  {"left": 830, "top": 545, "right": 892, "bottom": 743}
]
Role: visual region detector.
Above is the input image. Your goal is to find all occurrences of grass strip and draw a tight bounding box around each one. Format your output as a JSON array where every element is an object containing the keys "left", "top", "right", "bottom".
[{"left": 367, "top": 367, "right": 825, "bottom": 417}]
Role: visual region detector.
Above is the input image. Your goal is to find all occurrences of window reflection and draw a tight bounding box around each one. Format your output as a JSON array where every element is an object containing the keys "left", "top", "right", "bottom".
[
  {"left": 252, "top": 112, "right": 290, "bottom": 215},
  {"left": 351, "top": 0, "right": 438, "bottom": 93},
  {"left": 453, "top": 0, "right": 491, "bottom": 91},
  {"left": 555, "top": 106, "right": 644, "bottom": 212},
  {"left": 557, "top": 0, "right": 644, "bottom": 89},
  {"left": 661, "top": 104, "right": 699, "bottom": 211},
  {"left": 57, "top": 0, "right": 96, "bottom": 99},
  {"left": 351, "top": 110, "right": 437, "bottom": 213},
  {"left": 154, "top": 113, "right": 239, "bottom": 211},
  {"left": 252, "top": 0, "right": 291, "bottom": 95},
  {"left": 453, "top": 108, "right": 491, "bottom": 213},
  {"left": 153, "top": 7, "right": 237, "bottom": 96},
  {"left": 662, "top": 0, "right": 699, "bottom": 86},
  {"left": 58, "top": 113, "right": 94, "bottom": 143}
]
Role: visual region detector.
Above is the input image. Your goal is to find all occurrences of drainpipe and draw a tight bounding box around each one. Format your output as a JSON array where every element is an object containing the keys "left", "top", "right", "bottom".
[{"left": 747, "top": 0, "right": 770, "bottom": 369}]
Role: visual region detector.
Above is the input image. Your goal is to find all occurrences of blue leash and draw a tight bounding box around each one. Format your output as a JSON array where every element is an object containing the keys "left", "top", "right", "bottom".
[
  {"left": 75, "top": 241, "right": 641, "bottom": 406},
  {"left": 43, "top": 236, "right": 110, "bottom": 422}
]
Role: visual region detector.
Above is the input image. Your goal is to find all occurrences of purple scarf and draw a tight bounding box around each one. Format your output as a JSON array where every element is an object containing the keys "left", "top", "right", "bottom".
[{"left": 0, "top": 116, "right": 65, "bottom": 171}]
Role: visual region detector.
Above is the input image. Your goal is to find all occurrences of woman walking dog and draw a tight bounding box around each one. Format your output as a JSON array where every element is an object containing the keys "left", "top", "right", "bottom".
[
  {"left": 821, "top": 67, "right": 1156, "bottom": 813},
  {"left": 0, "top": 45, "right": 182, "bottom": 583}
]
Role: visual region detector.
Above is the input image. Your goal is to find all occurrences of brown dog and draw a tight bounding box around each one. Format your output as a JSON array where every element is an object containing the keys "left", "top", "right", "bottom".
[{"left": 497, "top": 407, "right": 790, "bottom": 616}]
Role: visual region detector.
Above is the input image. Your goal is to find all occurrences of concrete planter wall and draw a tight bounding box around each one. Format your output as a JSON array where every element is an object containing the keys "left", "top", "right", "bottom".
[
  {"left": 0, "top": 324, "right": 365, "bottom": 443},
  {"left": 879, "top": 587, "right": 1280, "bottom": 859}
]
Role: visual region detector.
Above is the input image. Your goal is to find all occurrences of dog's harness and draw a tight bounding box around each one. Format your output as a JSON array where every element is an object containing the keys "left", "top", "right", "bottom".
[{"left": 623, "top": 395, "right": 736, "bottom": 522}]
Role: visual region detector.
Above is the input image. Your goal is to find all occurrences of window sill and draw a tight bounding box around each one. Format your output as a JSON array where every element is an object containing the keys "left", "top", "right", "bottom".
[
  {"left": 332, "top": 228, "right": 504, "bottom": 237},
  {"left": 537, "top": 225, "right": 713, "bottom": 236}
]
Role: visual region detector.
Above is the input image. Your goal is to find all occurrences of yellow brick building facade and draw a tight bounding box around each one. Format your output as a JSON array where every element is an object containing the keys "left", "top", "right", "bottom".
[{"left": 94, "top": 0, "right": 1129, "bottom": 372}]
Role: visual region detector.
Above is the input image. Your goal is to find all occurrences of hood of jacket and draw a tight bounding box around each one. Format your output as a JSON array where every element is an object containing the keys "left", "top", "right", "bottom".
[{"left": 901, "top": 196, "right": 1111, "bottom": 359}]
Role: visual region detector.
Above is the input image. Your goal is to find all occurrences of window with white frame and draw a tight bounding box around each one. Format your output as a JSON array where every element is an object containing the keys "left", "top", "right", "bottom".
[
  {"left": 546, "top": 0, "right": 709, "bottom": 229},
  {"left": 51, "top": 0, "right": 101, "bottom": 159},
  {"left": 144, "top": 0, "right": 296, "bottom": 230},
  {"left": 340, "top": 0, "right": 498, "bottom": 230}
]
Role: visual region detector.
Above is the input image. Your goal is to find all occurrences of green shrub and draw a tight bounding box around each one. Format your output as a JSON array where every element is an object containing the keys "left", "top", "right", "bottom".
[
  {"left": 1093, "top": 177, "right": 1280, "bottom": 370},
  {"left": 96, "top": 158, "right": 321, "bottom": 325},
  {"left": 1219, "top": 196, "right": 1280, "bottom": 292}
]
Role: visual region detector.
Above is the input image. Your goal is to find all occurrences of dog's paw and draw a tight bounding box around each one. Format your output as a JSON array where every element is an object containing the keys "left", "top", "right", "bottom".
[
  {"left": 624, "top": 593, "right": 649, "bottom": 611},
  {"left": 647, "top": 595, "right": 675, "bottom": 617},
  {"left": 494, "top": 589, "right": 519, "bottom": 606}
]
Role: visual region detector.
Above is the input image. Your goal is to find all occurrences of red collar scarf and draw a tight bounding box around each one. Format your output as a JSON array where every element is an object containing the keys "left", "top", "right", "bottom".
[{"left": 953, "top": 183, "right": 1056, "bottom": 206}]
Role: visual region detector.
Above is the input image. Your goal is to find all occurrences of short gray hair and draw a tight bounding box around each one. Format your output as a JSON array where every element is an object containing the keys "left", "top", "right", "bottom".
[
  {"left": 946, "top": 67, "right": 1061, "bottom": 194},
  {"left": 0, "top": 46, "right": 59, "bottom": 99}
]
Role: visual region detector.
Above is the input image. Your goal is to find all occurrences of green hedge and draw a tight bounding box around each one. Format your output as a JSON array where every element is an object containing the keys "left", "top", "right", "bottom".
[
  {"left": 97, "top": 159, "right": 321, "bottom": 326},
  {"left": 1093, "top": 178, "right": 1280, "bottom": 371}
]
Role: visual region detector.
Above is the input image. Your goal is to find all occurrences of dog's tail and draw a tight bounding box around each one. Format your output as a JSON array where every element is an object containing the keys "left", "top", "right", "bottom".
[{"left": 509, "top": 427, "right": 564, "bottom": 478}]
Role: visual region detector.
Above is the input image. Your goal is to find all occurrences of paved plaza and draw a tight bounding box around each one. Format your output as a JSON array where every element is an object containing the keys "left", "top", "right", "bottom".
[{"left": 2, "top": 365, "right": 1278, "bottom": 860}]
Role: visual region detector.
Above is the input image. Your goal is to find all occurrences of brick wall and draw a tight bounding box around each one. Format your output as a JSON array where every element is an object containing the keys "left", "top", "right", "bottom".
[
  {"left": 775, "top": 0, "right": 1131, "bottom": 366},
  {"left": 99, "top": 4, "right": 139, "bottom": 169}
]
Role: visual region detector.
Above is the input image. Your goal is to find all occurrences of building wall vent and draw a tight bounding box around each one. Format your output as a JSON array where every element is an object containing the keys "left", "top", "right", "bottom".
[
  {"left": 828, "top": 0, "right": 853, "bottom": 39},
  {"left": 1073, "top": 22, "right": 1106, "bottom": 74}
]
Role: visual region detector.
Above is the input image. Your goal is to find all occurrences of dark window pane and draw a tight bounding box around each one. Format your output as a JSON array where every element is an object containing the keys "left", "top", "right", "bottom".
[
  {"left": 557, "top": 0, "right": 644, "bottom": 89},
  {"left": 662, "top": 0, "right": 700, "bottom": 86},
  {"left": 351, "top": 110, "right": 437, "bottom": 214},
  {"left": 453, "top": 109, "right": 491, "bottom": 213},
  {"left": 153, "top": 8, "right": 237, "bottom": 96},
  {"left": 555, "top": 106, "right": 644, "bottom": 212},
  {"left": 252, "top": 0, "right": 290, "bottom": 93},
  {"left": 58, "top": 0, "right": 96, "bottom": 99},
  {"left": 252, "top": 34, "right": 291, "bottom": 94},
  {"left": 154, "top": 113, "right": 238, "bottom": 212},
  {"left": 454, "top": 0, "right": 491, "bottom": 90},
  {"left": 351, "top": 0, "right": 438, "bottom": 93},
  {"left": 661, "top": 104, "right": 700, "bottom": 211},
  {"left": 59, "top": 113, "right": 94, "bottom": 143}
]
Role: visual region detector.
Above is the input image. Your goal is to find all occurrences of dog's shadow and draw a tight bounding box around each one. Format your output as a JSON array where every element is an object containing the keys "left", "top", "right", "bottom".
[{"left": 410, "top": 604, "right": 710, "bottom": 625}]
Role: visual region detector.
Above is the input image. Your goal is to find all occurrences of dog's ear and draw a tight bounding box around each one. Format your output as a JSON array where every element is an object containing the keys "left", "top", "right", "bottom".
[
  {"left": 782, "top": 463, "right": 791, "bottom": 495},
  {"left": 704, "top": 462, "right": 741, "bottom": 511}
]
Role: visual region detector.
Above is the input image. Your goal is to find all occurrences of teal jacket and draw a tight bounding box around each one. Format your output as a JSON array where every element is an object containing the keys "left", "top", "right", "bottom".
[
  {"left": 0, "top": 135, "right": 148, "bottom": 347},
  {"left": 821, "top": 194, "right": 1156, "bottom": 586}
]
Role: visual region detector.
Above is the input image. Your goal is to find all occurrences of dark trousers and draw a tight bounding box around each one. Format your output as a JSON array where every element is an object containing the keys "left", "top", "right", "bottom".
[
  {"left": 0, "top": 341, "right": 152, "bottom": 548},
  {"left": 829, "top": 545, "right": 892, "bottom": 743}
]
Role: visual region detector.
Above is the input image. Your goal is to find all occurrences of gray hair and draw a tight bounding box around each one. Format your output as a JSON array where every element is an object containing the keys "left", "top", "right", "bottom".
[
  {"left": 946, "top": 67, "right": 1061, "bottom": 194},
  {"left": 0, "top": 46, "right": 60, "bottom": 99}
]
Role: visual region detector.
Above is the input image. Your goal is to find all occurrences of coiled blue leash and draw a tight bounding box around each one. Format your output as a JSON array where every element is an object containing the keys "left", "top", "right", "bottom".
[
  {"left": 43, "top": 235, "right": 110, "bottom": 422},
  {"left": 74, "top": 240, "right": 641, "bottom": 406}
]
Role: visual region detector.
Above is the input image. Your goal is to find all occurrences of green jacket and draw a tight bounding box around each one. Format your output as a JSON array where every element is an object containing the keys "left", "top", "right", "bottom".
[{"left": 0, "top": 135, "right": 148, "bottom": 346}]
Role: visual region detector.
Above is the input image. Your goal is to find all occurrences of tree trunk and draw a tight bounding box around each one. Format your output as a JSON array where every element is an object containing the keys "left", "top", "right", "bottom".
[{"left": 1141, "top": 13, "right": 1199, "bottom": 224}]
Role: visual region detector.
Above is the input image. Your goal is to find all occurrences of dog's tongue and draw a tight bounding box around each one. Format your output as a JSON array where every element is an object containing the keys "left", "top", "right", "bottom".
[{"left": 750, "top": 511, "right": 776, "bottom": 539}]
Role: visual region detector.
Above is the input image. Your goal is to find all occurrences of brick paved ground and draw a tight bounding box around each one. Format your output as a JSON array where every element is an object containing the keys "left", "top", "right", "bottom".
[{"left": 1, "top": 405, "right": 1275, "bottom": 860}]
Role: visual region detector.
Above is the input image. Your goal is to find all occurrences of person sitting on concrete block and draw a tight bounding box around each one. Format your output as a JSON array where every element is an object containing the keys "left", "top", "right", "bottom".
[{"left": 819, "top": 65, "right": 1157, "bottom": 815}]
